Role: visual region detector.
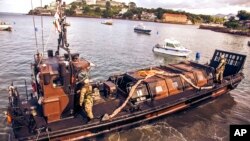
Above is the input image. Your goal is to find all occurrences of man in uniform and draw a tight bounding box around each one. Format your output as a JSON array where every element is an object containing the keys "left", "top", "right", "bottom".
[
  {"left": 215, "top": 54, "right": 227, "bottom": 83},
  {"left": 8, "top": 83, "right": 18, "bottom": 106},
  {"left": 79, "top": 78, "right": 94, "bottom": 120}
]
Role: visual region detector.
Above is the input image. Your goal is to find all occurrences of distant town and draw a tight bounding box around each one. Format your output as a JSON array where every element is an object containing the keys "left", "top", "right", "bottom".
[{"left": 29, "top": 0, "right": 250, "bottom": 35}]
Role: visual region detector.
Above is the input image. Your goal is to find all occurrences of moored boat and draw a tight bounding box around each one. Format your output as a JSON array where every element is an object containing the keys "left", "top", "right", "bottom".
[
  {"left": 6, "top": 49, "right": 246, "bottom": 140},
  {"left": 101, "top": 20, "right": 113, "bottom": 25},
  {"left": 0, "top": 21, "right": 12, "bottom": 31},
  {"left": 153, "top": 38, "right": 192, "bottom": 57},
  {"left": 134, "top": 23, "right": 151, "bottom": 34}
]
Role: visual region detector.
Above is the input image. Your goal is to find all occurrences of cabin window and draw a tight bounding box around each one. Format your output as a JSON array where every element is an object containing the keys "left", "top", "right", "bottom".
[
  {"left": 175, "top": 43, "right": 181, "bottom": 47},
  {"left": 43, "top": 74, "right": 51, "bottom": 85},
  {"left": 166, "top": 43, "right": 175, "bottom": 48}
]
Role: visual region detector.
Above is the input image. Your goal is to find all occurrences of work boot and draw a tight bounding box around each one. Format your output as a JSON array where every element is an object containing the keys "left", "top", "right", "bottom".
[{"left": 87, "top": 116, "right": 94, "bottom": 123}]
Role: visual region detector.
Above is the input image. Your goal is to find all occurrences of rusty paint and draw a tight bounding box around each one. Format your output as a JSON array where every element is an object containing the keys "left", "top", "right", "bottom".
[
  {"left": 212, "top": 88, "right": 227, "bottom": 97},
  {"left": 145, "top": 103, "right": 188, "bottom": 118},
  {"left": 51, "top": 131, "right": 93, "bottom": 141}
]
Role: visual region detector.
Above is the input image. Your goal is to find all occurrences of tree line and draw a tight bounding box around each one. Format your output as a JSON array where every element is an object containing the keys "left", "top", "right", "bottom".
[
  {"left": 224, "top": 10, "right": 250, "bottom": 29},
  {"left": 65, "top": 1, "right": 248, "bottom": 25}
]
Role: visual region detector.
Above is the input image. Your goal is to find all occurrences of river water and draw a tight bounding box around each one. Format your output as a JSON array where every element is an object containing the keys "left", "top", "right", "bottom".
[{"left": 0, "top": 14, "right": 249, "bottom": 141}]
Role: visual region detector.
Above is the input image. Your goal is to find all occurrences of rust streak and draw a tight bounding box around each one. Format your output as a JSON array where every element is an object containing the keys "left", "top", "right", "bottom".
[
  {"left": 51, "top": 131, "right": 93, "bottom": 141},
  {"left": 212, "top": 88, "right": 227, "bottom": 97},
  {"left": 145, "top": 103, "right": 188, "bottom": 118}
]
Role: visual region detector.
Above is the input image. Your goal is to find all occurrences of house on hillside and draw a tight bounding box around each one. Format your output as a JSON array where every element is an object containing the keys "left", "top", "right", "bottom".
[
  {"left": 75, "top": 8, "right": 83, "bottom": 15},
  {"left": 96, "top": 0, "right": 122, "bottom": 7},
  {"left": 141, "top": 11, "right": 156, "bottom": 21},
  {"left": 119, "top": 8, "right": 128, "bottom": 15},
  {"left": 85, "top": 0, "right": 97, "bottom": 5},
  {"left": 162, "top": 13, "right": 188, "bottom": 24},
  {"left": 240, "top": 20, "right": 250, "bottom": 29}
]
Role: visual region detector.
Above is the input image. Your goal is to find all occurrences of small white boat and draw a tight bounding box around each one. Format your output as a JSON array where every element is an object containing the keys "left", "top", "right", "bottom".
[
  {"left": 153, "top": 38, "right": 192, "bottom": 57},
  {"left": 101, "top": 20, "right": 113, "bottom": 25},
  {"left": 0, "top": 21, "right": 12, "bottom": 31}
]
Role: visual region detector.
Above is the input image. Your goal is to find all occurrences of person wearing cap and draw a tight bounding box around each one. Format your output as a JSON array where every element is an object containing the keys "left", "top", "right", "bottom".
[
  {"left": 79, "top": 78, "right": 94, "bottom": 120},
  {"left": 215, "top": 54, "right": 227, "bottom": 83}
]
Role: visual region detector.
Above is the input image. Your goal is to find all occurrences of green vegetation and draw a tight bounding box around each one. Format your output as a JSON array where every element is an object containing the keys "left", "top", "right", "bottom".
[
  {"left": 61, "top": 1, "right": 226, "bottom": 24},
  {"left": 34, "top": 1, "right": 250, "bottom": 28},
  {"left": 102, "top": 1, "right": 113, "bottom": 18},
  {"left": 223, "top": 10, "right": 250, "bottom": 29},
  {"left": 224, "top": 17, "right": 240, "bottom": 29},
  {"left": 237, "top": 10, "right": 250, "bottom": 21}
]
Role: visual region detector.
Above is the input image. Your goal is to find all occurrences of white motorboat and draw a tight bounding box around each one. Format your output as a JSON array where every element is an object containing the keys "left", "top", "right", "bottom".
[
  {"left": 153, "top": 38, "right": 192, "bottom": 57},
  {"left": 0, "top": 21, "right": 12, "bottom": 31}
]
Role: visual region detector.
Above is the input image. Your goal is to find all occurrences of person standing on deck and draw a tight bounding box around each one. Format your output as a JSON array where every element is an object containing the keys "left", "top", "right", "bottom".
[
  {"left": 79, "top": 77, "right": 94, "bottom": 121},
  {"left": 215, "top": 54, "right": 227, "bottom": 83}
]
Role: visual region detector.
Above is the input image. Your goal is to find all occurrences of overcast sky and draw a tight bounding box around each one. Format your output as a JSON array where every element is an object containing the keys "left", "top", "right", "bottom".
[{"left": 0, "top": 0, "right": 250, "bottom": 15}]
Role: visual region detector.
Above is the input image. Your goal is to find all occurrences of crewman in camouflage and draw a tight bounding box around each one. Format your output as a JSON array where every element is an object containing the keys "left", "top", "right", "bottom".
[
  {"left": 79, "top": 78, "right": 94, "bottom": 120},
  {"left": 215, "top": 54, "right": 227, "bottom": 83}
]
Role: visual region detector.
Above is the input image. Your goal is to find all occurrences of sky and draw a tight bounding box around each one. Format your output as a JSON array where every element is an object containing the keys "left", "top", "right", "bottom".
[{"left": 0, "top": 0, "right": 250, "bottom": 15}]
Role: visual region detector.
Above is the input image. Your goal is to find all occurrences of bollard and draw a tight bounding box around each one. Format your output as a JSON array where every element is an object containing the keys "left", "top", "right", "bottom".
[{"left": 195, "top": 52, "right": 200, "bottom": 62}]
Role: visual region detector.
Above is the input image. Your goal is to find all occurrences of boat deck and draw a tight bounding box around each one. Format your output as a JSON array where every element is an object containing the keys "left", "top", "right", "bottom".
[{"left": 13, "top": 86, "right": 213, "bottom": 140}]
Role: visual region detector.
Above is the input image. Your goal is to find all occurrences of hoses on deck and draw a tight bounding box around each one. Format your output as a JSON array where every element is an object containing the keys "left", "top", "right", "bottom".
[{"left": 102, "top": 69, "right": 214, "bottom": 121}]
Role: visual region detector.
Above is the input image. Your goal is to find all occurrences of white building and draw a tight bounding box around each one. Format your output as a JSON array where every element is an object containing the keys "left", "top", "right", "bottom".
[
  {"left": 119, "top": 8, "right": 128, "bottom": 14},
  {"left": 86, "top": 0, "right": 96, "bottom": 5}
]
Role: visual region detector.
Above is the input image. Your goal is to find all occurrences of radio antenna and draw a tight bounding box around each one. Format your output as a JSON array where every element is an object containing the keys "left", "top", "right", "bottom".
[
  {"left": 31, "top": 0, "right": 38, "bottom": 53},
  {"left": 40, "top": 0, "right": 45, "bottom": 55}
]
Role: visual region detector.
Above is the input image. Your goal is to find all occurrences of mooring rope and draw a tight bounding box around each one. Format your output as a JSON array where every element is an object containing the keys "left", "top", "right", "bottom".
[{"left": 102, "top": 69, "right": 214, "bottom": 121}]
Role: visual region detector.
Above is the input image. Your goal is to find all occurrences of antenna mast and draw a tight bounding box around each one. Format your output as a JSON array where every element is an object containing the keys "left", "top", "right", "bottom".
[
  {"left": 55, "top": 0, "right": 70, "bottom": 60},
  {"left": 31, "top": 0, "right": 39, "bottom": 53},
  {"left": 40, "top": 0, "right": 45, "bottom": 55}
]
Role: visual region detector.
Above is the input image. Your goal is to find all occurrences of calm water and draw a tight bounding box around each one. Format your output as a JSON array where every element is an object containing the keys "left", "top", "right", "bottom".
[{"left": 0, "top": 14, "right": 249, "bottom": 141}]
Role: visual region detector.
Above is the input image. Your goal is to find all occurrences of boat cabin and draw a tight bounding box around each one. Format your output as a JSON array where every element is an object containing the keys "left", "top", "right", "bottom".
[
  {"left": 33, "top": 50, "right": 91, "bottom": 123},
  {"left": 163, "top": 39, "right": 183, "bottom": 48}
]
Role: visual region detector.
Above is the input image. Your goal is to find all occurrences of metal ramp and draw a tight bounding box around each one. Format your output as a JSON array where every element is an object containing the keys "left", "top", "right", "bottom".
[{"left": 209, "top": 49, "right": 247, "bottom": 77}]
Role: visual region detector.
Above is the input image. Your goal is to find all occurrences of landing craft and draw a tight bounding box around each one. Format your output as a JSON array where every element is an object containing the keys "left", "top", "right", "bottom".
[{"left": 5, "top": 0, "right": 247, "bottom": 140}]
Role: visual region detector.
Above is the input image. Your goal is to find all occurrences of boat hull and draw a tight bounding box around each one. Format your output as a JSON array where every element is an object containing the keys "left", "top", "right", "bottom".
[
  {"left": 134, "top": 28, "right": 151, "bottom": 35},
  {"left": 153, "top": 46, "right": 191, "bottom": 57},
  {"left": 13, "top": 73, "right": 243, "bottom": 141},
  {"left": 8, "top": 50, "right": 247, "bottom": 141},
  {"left": 0, "top": 25, "right": 12, "bottom": 31},
  {"left": 101, "top": 22, "right": 112, "bottom": 25}
]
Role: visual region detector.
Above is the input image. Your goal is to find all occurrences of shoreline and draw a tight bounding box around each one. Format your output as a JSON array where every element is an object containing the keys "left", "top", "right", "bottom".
[
  {"left": 26, "top": 14, "right": 195, "bottom": 26},
  {"left": 199, "top": 24, "right": 250, "bottom": 37}
]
